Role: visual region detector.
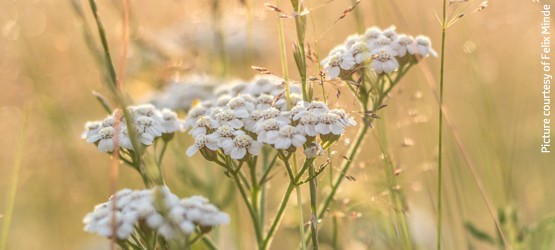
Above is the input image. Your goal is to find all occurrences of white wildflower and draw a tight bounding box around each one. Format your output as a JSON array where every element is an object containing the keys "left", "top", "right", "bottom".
[
  {"left": 227, "top": 96, "right": 254, "bottom": 118},
  {"left": 410, "top": 35, "right": 438, "bottom": 57},
  {"left": 322, "top": 53, "right": 356, "bottom": 80},
  {"left": 212, "top": 109, "right": 243, "bottom": 129},
  {"left": 329, "top": 109, "right": 357, "bottom": 127},
  {"left": 297, "top": 112, "right": 320, "bottom": 137},
  {"left": 349, "top": 41, "right": 372, "bottom": 64},
  {"left": 316, "top": 113, "right": 344, "bottom": 135},
  {"left": 189, "top": 116, "right": 212, "bottom": 137},
  {"left": 186, "top": 134, "right": 219, "bottom": 157},
  {"left": 207, "top": 125, "right": 236, "bottom": 147},
  {"left": 160, "top": 109, "right": 182, "bottom": 133},
  {"left": 392, "top": 35, "right": 415, "bottom": 57},
  {"left": 87, "top": 126, "right": 116, "bottom": 152},
  {"left": 81, "top": 121, "right": 102, "bottom": 140},
  {"left": 266, "top": 125, "right": 307, "bottom": 150},
  {"left": 221, "top": 133, "right": 262, "bottom": 160},
  {"left": 371, "top": 46, "right": 400, "bottom": 74}
]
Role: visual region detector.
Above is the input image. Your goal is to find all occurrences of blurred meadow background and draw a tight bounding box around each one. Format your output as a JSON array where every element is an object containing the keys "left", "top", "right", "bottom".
[{"left": 1, "top": 0, "right": 554, "bottom": 249}]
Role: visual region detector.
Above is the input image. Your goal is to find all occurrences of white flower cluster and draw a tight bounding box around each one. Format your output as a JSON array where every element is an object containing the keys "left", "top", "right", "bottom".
[
  {"left": 83, "top": 187, "right": 229, "bottom": 240},
  {"left": 184, "top": 76, "right": 357, "bottom": 160},
  {"left": 147, "top": 75, "right": 218, "bottom": 112},
  {"left": 321, "top": 26, "right": 437, "bottom": 79},
  {"left": 82, "top": 104, "right": 184, "bottom": 153}
]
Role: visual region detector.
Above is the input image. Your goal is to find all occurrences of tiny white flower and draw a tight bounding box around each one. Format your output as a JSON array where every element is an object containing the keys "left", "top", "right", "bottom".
[
  {"left": 81, "top": 121, "right": 102, "bottom": 140},
  {"left": 221, "top": 133, "right": 262, "bottom": 160},
  {"left": 321, "top": 53, "right": 356, "bottom": 80},
  {"left": 189, "top": 116, "right": 212, "bottom": 137},
  {"left": 316, "top": 113, "right": 344, "bottom": 135},
  {"left": 160, "top": 109, "right": 182, "bottom": 133},
  {"left": 349, "top": 41, "right": 372, "bottom": 64},
  {"left": 186, "top": 134, "right": 219, "bottom": 157},
  {"left": 392, "top": 35, "right": 415, "bottom": 57},
  {"left": 266, "top": 125, "right": 307, "bottom": 149},
  {"left": 87, "top": 126, "right": 116, "bottom": 152},
  {"left": 289, "top": 105, "right": 308, "bottom": 121},
  {"left": 409, "top": 35, "right": 438, "bottom": 57},
  {"left": 254, "top": 107, "right": 287, "bottom": 132},
  {"left": 256, "top": 118, "right": 283, "bottom": 143},
  {"left": 343, "top": 34, "right": 361, "bottom": 49},
  {"left": 130, "top": 104, "right": 157, "bottom": 117},
  {"left": 227, "top": 96, "right": 254, "bottom": 118},
  {"left": 207, "top": 125, "right": 236, "bottom": 147},
  {"left": 328, "top": 44, "right": 347, "bottom": 56},
  {"left": 274, "top": 93, "right": 303, "bottom": 111},
  {"left": 297, "top": 112, "right": 320, "bottom": 137},
  {"left": 329, "top": 109, "right": 357, "bottom": 127},
  {"left": 363, "top": 27, "right": 383, "bottom": 43},
  {"left": 184, "top": 105, "right": 208, "bottom": 129},
  {"left": 382, "top": 26, "right": 398, "bottom": 41},
  {"left": 243, "top": 109, "right": 264, "bottom": 132},
  {"left": 212, "top": 109, "right": 243, "bottom": 129},
  {"left": 135, "top": 116, "right": 163, "bottom": 138},
  {"left": 369, "top": 35, "right": 393, "bottom": 51},
  {"left": 255, "top": 94, "right": 275, "bottom": 110},
  {"left": 371, "top": 46, "right": 399, "bottom": 74},
  {"left": 216, "top": 94, "right": 232, "bottom": 107},
  {"left": 101, "top": 116, "right": 116, "bottom": 128},
  {"left": 118, "top": 126, "right": 133, "bottom": 150}
]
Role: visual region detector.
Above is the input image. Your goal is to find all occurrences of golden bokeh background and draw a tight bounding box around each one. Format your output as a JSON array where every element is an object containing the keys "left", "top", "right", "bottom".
[{"left": 0, "top": 0, "right": 554, "bottom": 249}]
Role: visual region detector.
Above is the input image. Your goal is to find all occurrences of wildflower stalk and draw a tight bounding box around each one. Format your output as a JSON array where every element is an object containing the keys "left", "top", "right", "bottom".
[
  {"left": 293, "top": 153, "right": 308, "bottom": 250},
  {"left": 87, "top": 0, "right": 166, "bottom": 191},
  {"left": 277, "top": 3, "right": 292, "bottom": 109},
  {"left": 437, "top": 0, "right": 448, "bottom": 248},
  {"left": 290, "top": 0, "right": 309, "bottom": 101},
  {"left": 262, "top": 155, "right": 318, "bottom": 250},
  {"left": 375, "top": 130, "right": 413, "bottom": 250},
  {"left": 0, "top": 108, "right": 26, "bottom": 250},
  {"left": 308, "top": 162, "right": 318, "bottom": 250}
]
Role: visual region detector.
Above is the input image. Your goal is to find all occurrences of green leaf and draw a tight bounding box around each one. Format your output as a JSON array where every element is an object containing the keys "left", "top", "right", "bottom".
[{"left": 465, "top": 221, "right": 496, "bottom": 244}]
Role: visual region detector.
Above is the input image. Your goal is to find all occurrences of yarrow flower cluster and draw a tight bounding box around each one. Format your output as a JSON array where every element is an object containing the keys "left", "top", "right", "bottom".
[
  {"left": 82, "top": 104, "right": 184, "bottom": 152},
  {"left": 183, "top": 75, "right": 357, "bottom": 160},
  {"left": 321, "top": 26, "right": 437, "bottom": 79},
  {"left": 83, "top": 187, "right": 229, "bottom": 240}
]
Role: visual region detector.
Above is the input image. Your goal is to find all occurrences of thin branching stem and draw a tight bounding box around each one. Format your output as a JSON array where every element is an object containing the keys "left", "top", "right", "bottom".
[{"left": 437, "top": 0, "right": 447, "bottom": 248}]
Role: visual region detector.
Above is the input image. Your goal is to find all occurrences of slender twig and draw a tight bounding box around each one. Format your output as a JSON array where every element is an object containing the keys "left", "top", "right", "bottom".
[{"left": 437, "top": 0, "right": 447, "bottom": 248}]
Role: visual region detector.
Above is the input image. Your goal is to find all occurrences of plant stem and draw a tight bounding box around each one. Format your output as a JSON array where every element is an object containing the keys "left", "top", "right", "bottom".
[
  {"left": 201, "top": 235, "right": 219, "bottom": 250},
  {"left": 262, "top": 184, "right": 296, "bottom": 250},
  {"left": 0, "top": 108, "right": 26, "bottom": 250},
  {"left": 308, "top": 162, "right": 319, "bottom": 249},
  {"left": 232, "top": 169, "right": 263, "bottom": 248},
  {"left": 293, "top": 153, "right": 307, "bottom": 250},
  {"left": 437, "top": 0, "right": 447, "bottom": 248},
  {"left": 317, "top": 124, "right": 368, "bottom": 220},
  {"left": 277, "top": 3, "right": 292, "bottom": 109}
]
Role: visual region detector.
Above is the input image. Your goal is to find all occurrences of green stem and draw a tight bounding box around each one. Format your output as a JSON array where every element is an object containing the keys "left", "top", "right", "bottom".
[
  {"left": 316, "top": 124, "right": 368, "bottom": 220},
  {"left": 263, "top": 154, "right": 313, "bottom": 250},
  {"left": 262, "top": 184, "right": 296, "bottom": 250},
  {"left": 0, "top": 109, "right": 26, "bottom": 250},
  {"left": 201, "top": 235, "right": 219, "bottom": 250},
  {"left": 293, "top": 153, "right": 307, "bottom": 250},
  {"left": 277, "top": 3, "right": 292, "bottom": 109},
  {"left": 232, "top": 170, "right": 263, "bottom": 248},
  {"left": 308, "top": 163, "right": 319, "bottom": 249},
  {"left": 437, "top": 0, "right": 447, "bottom": 247}
]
